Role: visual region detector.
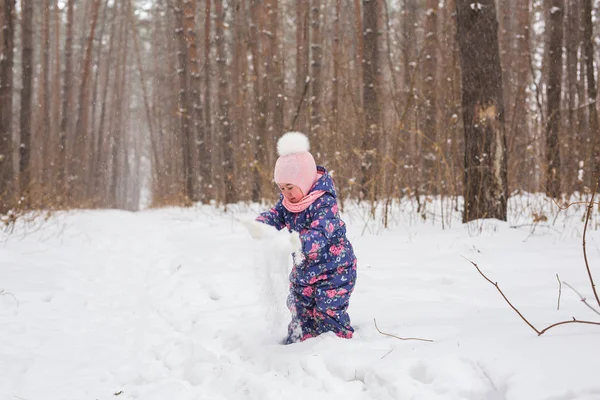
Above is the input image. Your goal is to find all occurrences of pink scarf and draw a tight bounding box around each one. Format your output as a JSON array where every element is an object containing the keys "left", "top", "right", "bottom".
[{"left": 283, "top": 190, "right": 326, "bottom": 213}]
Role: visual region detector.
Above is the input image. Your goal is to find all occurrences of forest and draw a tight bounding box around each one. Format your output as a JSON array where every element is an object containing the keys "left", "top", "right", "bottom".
[
  {"left": 0, "top": 0, "right": 598, "bottom": 223},
  {"left": 2, "top": 2, "right": 600, "bottom": 396}
]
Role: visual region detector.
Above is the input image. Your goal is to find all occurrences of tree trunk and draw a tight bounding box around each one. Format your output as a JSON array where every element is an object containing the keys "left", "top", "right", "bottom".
[
  {"left": 215, "top": 0, "right": 232, "bottom": 204},
  {"left": 269, "top": 0, "right": 284, "bottom": 138},
  {"left": 295, "top": 0, "right": 309, "bottom": 132},
  {"left": 109, "top": 6, "right": 129, "bottom": 208},
  {"left": 331, "top": 0, "right": 341, "bottom": 139},
  {"left": 402, "top": 0, "right": 418, "bottom": 192},
  {"left": 0, "top": 0, "right": 15, "bottom": 213},
  {"left": 361, "top": 0, "right": 380, "bottom": 200},
  {"left": 202, "top": 0, "right": 212, "bottom": 201},
  {"left": 249, "top": 0, "right": 267, "bottom": 201},
  {"left": 497, "top": 0, "right": 513, "bottom": 174},
  {"left": 174, "top": 0, "right": 194, "bottom": 203},
  {"left": 94, "top": 3, "right": 118, "bottom": 201},
  {"left": 182, "top": 0, "right": 203, "bottom": 201},
  {"left": 19, "top": 0, "right": 34, "bottom": 198},
  {"left": 565, "top": 0, "right": 581, "bottom": 193},
  {"left": 71, "top": 0, "right": 102, "bottom": 205},
  {"left": 87, "top": 0, "right": 110, "bottom": 201},
  {"left": 50, "top": 0, "right": 61, "bottom": 196},
  {"left": 422, "top": 0, "right": 438, "bottom": 193},
  {"left": 310, "top": 0, "right": 322, "bottom": 141},
  {"left": 456, "top": 0, "right": 508, "bottom": 222},
  {"left": 231, "top": 0, "right": 249, "bottom": 200},
  {"left": 512, "top": 0, "right": 532, "bottom": 191},
  {"left": 436, "top": 0, "right": 461, "bottom": 197},
  {"left": 353, "top": 0, "right": 363, "bottom": 104},
  {"left": 58, "top": 0, "right": 74, "bottom": 201},
  {"left": 545, "top": 0, "right": 564, "bottom": 198},
  {"left": 40, "top": 0, "right": 51, "bottom": 193},
  {"left": 582, "top": 0, "right": 599, "bottom": 180}
]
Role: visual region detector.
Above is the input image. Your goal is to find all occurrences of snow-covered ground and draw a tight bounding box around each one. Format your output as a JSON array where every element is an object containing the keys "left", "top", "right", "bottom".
[{"left": 1, "top": 199, "right": 600, "bottom": 400}]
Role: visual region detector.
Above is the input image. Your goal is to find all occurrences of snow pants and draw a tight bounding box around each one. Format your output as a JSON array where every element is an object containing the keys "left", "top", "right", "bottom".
[{"left": 284, "top": 279, "right": 355, "bottom": 344}]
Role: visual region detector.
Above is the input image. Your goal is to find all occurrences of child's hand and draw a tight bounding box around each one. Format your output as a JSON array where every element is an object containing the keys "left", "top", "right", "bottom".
[{"left": 240, "top": 219, "right": 277, "bottom": 239}]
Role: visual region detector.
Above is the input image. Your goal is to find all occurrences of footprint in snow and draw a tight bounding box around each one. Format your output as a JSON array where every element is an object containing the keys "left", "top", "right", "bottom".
[{"left": 409, "top": 361, "right": 434, "bottom": 384}]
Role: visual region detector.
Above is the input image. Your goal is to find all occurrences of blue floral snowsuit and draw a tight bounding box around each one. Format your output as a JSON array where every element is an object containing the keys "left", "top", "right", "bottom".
[{"left": 257, "top": 166, "right": 357, "bottom": 343}]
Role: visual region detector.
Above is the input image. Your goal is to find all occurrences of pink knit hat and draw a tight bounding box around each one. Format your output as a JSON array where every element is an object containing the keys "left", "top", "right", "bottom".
[{"left": 273, "top": 132, "right": 318, "bottom": 196}]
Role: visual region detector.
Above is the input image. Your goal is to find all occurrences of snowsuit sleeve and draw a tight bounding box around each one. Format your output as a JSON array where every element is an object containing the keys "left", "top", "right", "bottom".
[
  {"left": 255, "top": 198, "right": 287, "bottom": 231},
  {"left": 299, "top": 194, "right": 343, "bottom": 264}
]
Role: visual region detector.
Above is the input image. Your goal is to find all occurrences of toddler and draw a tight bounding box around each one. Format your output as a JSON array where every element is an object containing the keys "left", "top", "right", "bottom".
[{"left": 247, "top": 132, "right": 357, "bottom": 344}]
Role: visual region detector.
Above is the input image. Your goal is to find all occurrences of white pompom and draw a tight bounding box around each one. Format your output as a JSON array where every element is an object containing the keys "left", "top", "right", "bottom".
[{"left": 277, "top": 132, "right": 310, "bottom": 156}]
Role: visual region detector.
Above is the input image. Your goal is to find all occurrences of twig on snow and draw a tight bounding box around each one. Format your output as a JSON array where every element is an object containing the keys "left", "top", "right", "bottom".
[
  {"left": 538, "top": 318, "right": 600, "bottom": 335},
  {"left": 562, "top": 281, "right": 600, "bottom": 317},
  {"left": 373, "top": 318, "right": 434, "bottom": 342},
  {"left": 381, "top": 348, "right": 394, "bottom": 359},
  {"left": 464, "top": 256, "right": 540, "bottom": 334},
  {"left": 465, "top": 257, "right": 600, "bottom": 336}
]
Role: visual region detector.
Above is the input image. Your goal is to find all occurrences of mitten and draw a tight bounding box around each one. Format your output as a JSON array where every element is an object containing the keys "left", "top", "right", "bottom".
[{"left": 240, "top": 219, "right": 278, "bottom": 239}]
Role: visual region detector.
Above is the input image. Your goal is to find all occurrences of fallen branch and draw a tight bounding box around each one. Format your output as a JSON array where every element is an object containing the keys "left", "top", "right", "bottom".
[
  {"left": 373, "top": 318, "right": 434, "bottom": 342},
  {"left": 464, "top": 256, "right": 540, "bottom": 334},
  {"left": 538, "top": 318, "right": 600, "bottom": 335},
  {"left": 562, "top": 281, "right": 600, "bottom": 317},
  {"left": 381, "top": 348, "right": 394, "bottom": 359},
  {"left": 465, "top": 257, "right": 600, "bottom": 336}
]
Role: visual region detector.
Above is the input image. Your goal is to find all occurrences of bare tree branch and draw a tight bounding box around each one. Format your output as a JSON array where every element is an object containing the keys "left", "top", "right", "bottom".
[
  {"left": 581, "top": 180, "right": 600, "bottom": 308},
  {"left": 538, "top": 318, "right": 600, "bottom": 335},
  {"left": 465, "top": 257, "right": 600, "bottom": 336},
  {"left": 562, "top": 281, "right": 600, "bottom": 316},
  {"left": 464, "top": 256, "right": 541, "bottom": 334},
  {"left": 373, "top": 318, "right": 434, "bottom": 342}
]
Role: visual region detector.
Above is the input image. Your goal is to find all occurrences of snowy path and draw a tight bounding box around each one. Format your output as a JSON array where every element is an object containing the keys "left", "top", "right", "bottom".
[{"left": 1, "top": 207, "right": 600, "bottom": 399}]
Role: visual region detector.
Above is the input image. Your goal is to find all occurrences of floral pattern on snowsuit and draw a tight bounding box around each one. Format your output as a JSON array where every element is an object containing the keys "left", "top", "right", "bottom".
[{"left": 256, "top": 166, "right": 357, "bottom": 343}]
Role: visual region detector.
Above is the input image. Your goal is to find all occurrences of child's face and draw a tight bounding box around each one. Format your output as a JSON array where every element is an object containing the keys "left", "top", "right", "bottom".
[{"left": 278, "top": 183, "right": 304, "bottom": 203}]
